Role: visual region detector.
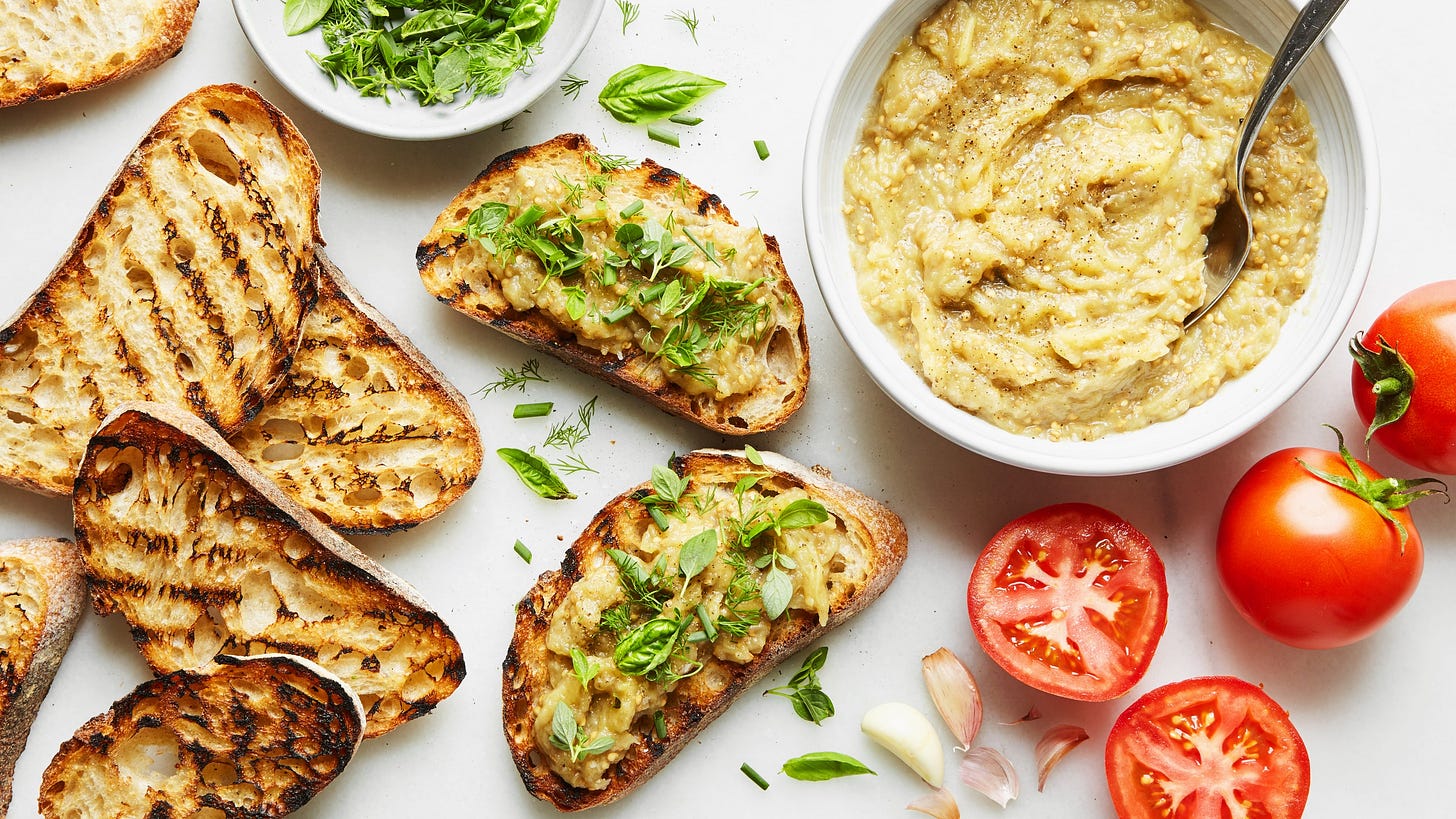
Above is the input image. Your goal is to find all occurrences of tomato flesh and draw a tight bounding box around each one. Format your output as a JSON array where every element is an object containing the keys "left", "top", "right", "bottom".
[
  {"left": 1106, "top": 677, "right": 1310, "bottom": 819},
  {"left": 968, "top": 503, "right": 1167, "bottom": 702}
]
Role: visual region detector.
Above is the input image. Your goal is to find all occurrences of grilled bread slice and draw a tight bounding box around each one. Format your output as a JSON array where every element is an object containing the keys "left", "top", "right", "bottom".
[
  {"left": 39, "top": 653, "right": 364, "bottom": 818},
  {"left": 417, "top": 133, "right": 809, "bottom": 435},
  {"left": 0, "top": 538, "right": 86, "bottom": 816},
  {"left": 504, "top": 449, "right": 907, "bottom": 810},
  {"left": 231, "top": 250, "right": 483, "bottom": 534},
  {"left": 0, "top": 0, "right": 198, "bottom": 107},
  {"left": 73, "top": 402, "right": 466, "bottom": 739},
  {"left": 0, "top": 83, "right": 320, "bottom": 497}
]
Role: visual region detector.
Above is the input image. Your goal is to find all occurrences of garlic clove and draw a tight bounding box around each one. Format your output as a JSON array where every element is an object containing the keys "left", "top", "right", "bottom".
[
  {"left": 861, "top": 702, "right": 945, "bottom": 787},
  {"left": 1001, "top": 705, "right": 1042, "bottom": 725},
  {"left": 1034, "top": 723, "right": 1090, "bottom": 792},
  {"left": 960, "top": 746, "right": 1019, "bottom": 808},
  {"left": 921, "top": 647, "right": 983, "bottom": 750},
  {"left": 907, "top": 786, "right": 960, "bottom": 819}
]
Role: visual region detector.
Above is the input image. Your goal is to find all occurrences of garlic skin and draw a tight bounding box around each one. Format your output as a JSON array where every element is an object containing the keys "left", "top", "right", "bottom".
[
  {"left": 1034, "top": 723, "right": 1090, "bottom": 791},
  {"left": 860, "top": 702, "right": 945, "bottom": 787},
  {"left": 961, "top": 746, "right": 1019, "bottom": 808},
  {"left": 907, "top": 786, "right": 961, "bottom": 819},
  {"left": 920, "top": 648, "right": 983, "bottom": 750}
]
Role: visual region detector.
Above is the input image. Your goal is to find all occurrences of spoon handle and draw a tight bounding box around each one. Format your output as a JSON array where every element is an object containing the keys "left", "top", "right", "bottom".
[{"left": 1234, "top": 0, "right": 1351, "bottom": 178}]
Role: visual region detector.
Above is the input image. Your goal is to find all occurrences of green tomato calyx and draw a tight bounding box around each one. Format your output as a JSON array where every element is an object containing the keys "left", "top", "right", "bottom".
[
  {"left": 1349, "top": 333, "right": 1415, "bottom": 445},
  {"left": 1297, "top": 425, "right": 1448, "bottom": 553}
]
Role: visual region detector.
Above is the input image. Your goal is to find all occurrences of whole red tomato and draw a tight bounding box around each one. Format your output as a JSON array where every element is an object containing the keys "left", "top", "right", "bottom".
[
  {"left": 1216, "top": 431, "right": 1437, "bottom": 649},
  {"left": 1351, "top": 280, "right": 1456, "bottom": 473}
]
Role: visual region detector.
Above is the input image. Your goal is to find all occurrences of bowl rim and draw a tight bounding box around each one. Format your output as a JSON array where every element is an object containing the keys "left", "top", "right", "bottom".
[
  {"left": 802, "top": 0, "right": 1381, "bottom": 476},
  {"left": 231, "top": 0, "right": 605, "bottom": 141}
]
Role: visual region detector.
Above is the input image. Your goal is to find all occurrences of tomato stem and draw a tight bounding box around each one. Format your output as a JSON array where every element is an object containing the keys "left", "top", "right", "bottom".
[
  {"left": 1349, "top": 333, "right": 1416, "bottom": 444},
  {"left": 1297, "top": 425, "right": 1448, "bottom": 553}
]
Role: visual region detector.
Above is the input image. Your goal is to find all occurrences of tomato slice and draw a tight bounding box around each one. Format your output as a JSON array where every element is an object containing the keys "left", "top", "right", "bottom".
[
  {"left": 967, "top": 503, "right": 1166, "bottom": 701},
  {"left": 1106, "top": 677, "right": 1310, "bottom": 819}
]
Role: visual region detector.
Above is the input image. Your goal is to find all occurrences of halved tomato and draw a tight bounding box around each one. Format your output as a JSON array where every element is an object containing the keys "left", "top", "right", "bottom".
[
  {"left": 1106, "top": 677, "right": 1310, "bottom": 819},
  {"left": 967, "top": 503, "right": 1167, "bottom": 702}
]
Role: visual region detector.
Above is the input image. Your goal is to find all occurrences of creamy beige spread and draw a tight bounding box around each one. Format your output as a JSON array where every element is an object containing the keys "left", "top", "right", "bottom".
[
  {"left": 532, "top": 474, "right": 863, "bottom": 790},
  {"left": 474, "top": 158, "right": 791, "bottom": 399},
  {"left": 845, "top": 0, "right": 1327, "bottom": 439}
]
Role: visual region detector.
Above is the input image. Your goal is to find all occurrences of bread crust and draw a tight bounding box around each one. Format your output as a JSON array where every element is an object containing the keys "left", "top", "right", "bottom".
[
  {"left": 230, "top": 250, "right": 484, "bottom": 534},
  {"left": 0, "top": 538, "right": 86, "bottom": 816},
  {"left": 502, "top": 449, "right": 907, "bottom": 811},
  {"left": 0, "top": 0, "right": 199, "bottom": 107},
  {"left": 73, "top": 402, "right": 466, "bottom": 739},
  {"left": 0, "top": 83, "right": 320, "bottom": 497},
  {"left": 38, "top": 653, "right": 365, "bottom": 818},
  {"left": 417, "top": 133, "right": 810, "bottom": 435}
]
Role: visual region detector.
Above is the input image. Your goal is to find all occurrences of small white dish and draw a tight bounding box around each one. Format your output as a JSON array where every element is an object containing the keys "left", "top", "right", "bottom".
[
  {"left": 803, "top": 0, "right": 1379, "bottom": 477},
  {"left": 232, "top": 0, "right": 604, "bottom": 140}
]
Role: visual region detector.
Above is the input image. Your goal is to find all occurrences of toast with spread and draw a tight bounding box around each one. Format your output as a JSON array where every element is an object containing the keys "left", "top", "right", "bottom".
[
  {"left": 73, "top": 402, "right": 466, "bottom": 739},
  {"left": 39, "top": 653, "right": 363, "bottom": 817},
  {"left": 417, "top": 133, "right": 810, "bottom": 435},
  {"left": 0, "top": 83, "right": 320, "bottom": 497},
  {"left": 503, "top": 449, "right": 907, "bottom": 810},
  {"left": 0, "top": 538, "right": 86, "bottom": 816},
  {"left": 230, "top": 249, "right": 483, "bottom": 533},
  {"left": 0, "top": 0, "right": 198, "bottom": 107}
]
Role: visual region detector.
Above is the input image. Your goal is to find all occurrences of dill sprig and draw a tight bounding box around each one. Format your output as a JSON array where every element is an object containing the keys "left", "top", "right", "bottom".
[
  {"left": 476, "top": 359, "right": 549, "bottom": 396},
  {"left": 667, "top": 9, "right": 701, "bottom": 43},
  {"left": 614, "top": 0, "right": 640, "bottom": 33},
  {"left": 559, "top": 72, "right": 588, "bottom": 99}
]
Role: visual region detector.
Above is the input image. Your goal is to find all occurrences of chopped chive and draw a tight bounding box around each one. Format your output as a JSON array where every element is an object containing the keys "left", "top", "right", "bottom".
[
  {"left": 686, "top": 630, "right": 709, "bottom": 643},
  {"left": 647, "top": 124, "right": 681, "bottom": 147},
  {"left": 653, "top": 709, "right": 667, "bottom": 739},
  {"left": 741, "top": 762, "right": 770, "bottom": 790},
  {"left": 639, "top": 282, "right": 667, "bottom": 303},
  {"left": 599, "top": 266, "right": 618, "bottom": 287},
  {"left": 753, "top": 140, "right": 770, "bottom": 161},
  {"left": 512, "top": 205, "right": 544, "bottom": 228},
  {"left": 620, "top": 199, "right": 644, "bottom": 219},
  {"left": 513, "top": 540, "right": 532, "bottom": 563},
  {"left": 603, "top": 302, "right": 635, "bottom": 323},
  {"left": 669, "top": 113, "right": 703, "bottom": 126},
  {"left": 696, "top": 603, "right": 718, "bottom": 641},
  {"left": 648, "top": 505, "right": 670, "bottom": 531},
  {"left": 513, "top": 402, "right": 553, "bottom": 419}
]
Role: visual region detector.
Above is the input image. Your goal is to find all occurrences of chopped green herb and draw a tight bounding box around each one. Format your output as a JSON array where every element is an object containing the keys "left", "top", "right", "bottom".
[
  {"left": 282, "top": 0, "right": 331, "bottom": 37},
  {"left": 476, "top": 359, "right": 549, "bottom": 396},
  {"left": 619, "top": 199, "right": 645, "bottom": 219},
  {"left": 667, "top": 9, "right": 701, "bottom": 42},
  {"left": 513, "top": 401, "right": 553, "bottom": 419},
  {"left": 764, "top": 646, "right": 834, "bottom": 724},
  {"left": 559, "top": 72, "right": 588, "bottom": 99},
  {"left": 780, "top": 752, "right": 875, "bottom": 781},
  {"left": 741, "top": 762, "right": 770, "bottom": 790},
  {"left": 599, "top": 602, "right": 632, "bottom": 634},
  {"left": 513, "top": 539, "right": 533, "bottom": 563},
  {"left": 543, "top": 396, "right": 597, "bottom": 474},
  {"left": 754, "top": 139, "right": 770, "bottom": 161},
  {"left": 608, "top": 548, "right": 670, "bottom": 613},
  {"left": 669, "top": 113, "right": 703, "bottom": 126},
  {"left": 653, "top": 709, "right": 667, "bottom": 740},
  {"left": 648, "top": 124, "right": 681, "bottom": 147},
  {"left": 614, "top": 0, "right": 639, "bottom": 33},
  {"left": 497, "top": 447, "right": 575, "bottom": 500}
]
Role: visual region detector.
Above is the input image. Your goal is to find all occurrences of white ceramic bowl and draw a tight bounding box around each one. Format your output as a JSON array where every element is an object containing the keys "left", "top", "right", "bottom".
[
  {"left": 804, "top": 0, "right": 1378, "bottom": 476},
  {"left": 233, "top": 0, "right": 604, "bottom": 140}
]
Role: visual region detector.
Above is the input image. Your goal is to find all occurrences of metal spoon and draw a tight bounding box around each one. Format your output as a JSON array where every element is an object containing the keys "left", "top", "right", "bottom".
[{"left": 1185, "top": 0, "right": 1351, "bottom": 328}]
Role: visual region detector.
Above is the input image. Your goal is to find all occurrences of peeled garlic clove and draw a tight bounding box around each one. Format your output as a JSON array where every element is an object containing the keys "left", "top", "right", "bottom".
[
  {"left": 907, "top": 786, "right": 960, "bottom": 819},
  {"left": 921, "top": 647, "right": 983, "bottom": 750},
  {"left": 861, "top": 702, "right": 945, "bottom": 787},
  {"left": 961, "top": 746, "right": 1019, "bottom": 808},
  {"left": 1035, "top": 723, "right": 1090, "bottom": 792}
]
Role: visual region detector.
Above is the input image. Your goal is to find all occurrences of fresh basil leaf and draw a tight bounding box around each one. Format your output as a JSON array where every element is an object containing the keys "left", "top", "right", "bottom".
[
  {"left": 433, "top": 47, "right": 470, "bottom": 96},
  {"left": 549, "top": 702, "right": 576, "bottom": 750},
  {"left": 509, "top": 0, "right": 559, "bottom": 43},
  {"left": 283, "top": 0, "right": 334, "bottom": 36},
  {"left": 400, "top": 8, "right": 470, "bottom": 39},
  {"left": 791, "top": 688, "right": 835, "bottom": 725},
  {"left": 780, "top": 752, "right": 875, "bottom": 781},
  {"left": 577, "top": 734, "right": 615, "bottom": 757},
  {"left": 744, "top": 444, "right": 764, "bottom": 465},
  {"left": 597, "top": 64, "right": 726, "bottom": 124},
  {"left": 497, "top": 447, "right": 575, "bottom": 499},
  {"left": 677, "top": 529, "right": 718, "bottom": 585},
  {"left": 802, "top": 646, "right": 829, "bottom": 674},
  {"left": 777, "top": 498, "right": 830, "bottom": 530},
  {"left": 734, "top": 475, "right": 763, "bottom": 497},
  {"left": 650, "top": 464, "right": 686, "bottom": 503},
  {"left": 761, "top": 566, "right": 792, "bottom": 620}
]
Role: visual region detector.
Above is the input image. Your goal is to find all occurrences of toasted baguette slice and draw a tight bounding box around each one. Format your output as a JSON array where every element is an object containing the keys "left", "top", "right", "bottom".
[
  {"left": 0, "top": 83, "right": 320, "bottom": 497},
  {"left": 73, "top": 403, "right": 466, "bottom": 739},
  {"left": 0, "top": 0, "right": 198, "bottom": 107},
  {"left": 230, "top": 250, "right": 484, "bottom": 534},
  {"left": 38, "top": 653, "right": 364, "bottom": 818},
  {"left": 417, "top": 133, "right": 809, "bottom": 435},
  {"left": 504, "top": 449, "right": 907, "bottom": 810},
  {"left": 0, "top": 538, "right": 86, "bottom": 816}
]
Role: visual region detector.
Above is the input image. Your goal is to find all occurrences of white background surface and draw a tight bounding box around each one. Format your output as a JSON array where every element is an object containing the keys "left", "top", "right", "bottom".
[{"left": 0, "top": 1, "right": 1449, "bottom": 816}]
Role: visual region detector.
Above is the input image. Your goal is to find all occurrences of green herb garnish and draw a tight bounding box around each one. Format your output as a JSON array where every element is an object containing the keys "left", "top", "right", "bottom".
[
  {"left": 780, "top": 752, "right": 875, "bottom": 782},
  {"left": 653, "top": 709, "right": 667, "bottom": 740},
  {"left": 741, "top": 762, "right": 770, "bottom": 790},
  {"left": 569, "top": 647, "right": 600, "bottom": 690},
  {"left": 542, "top": 396, "right": 597, "bottom": 474},
  {"left": 764, "top": 646, "right": 834, "bottom": 724},
  {"left": 597, "top": 64, "right": 725, "bottom": 124},
  {"left": 667, "top": 9, "right": 701, "bottom": 43},
  {"left": 549, "top": 702, "right": 614, "bottom": 762},
  {"left": 607, "top": 548, "right": 670, "bottom": 613},
  {"left": 559, "top": 72, "right": 588, "bottom": 99},
  {"left": 497, "top": 447, "right": 575, "bottom": 499},
  {"left": 754, "top": 139, "right": 770, "bottom": 161},
  {"left": 599, "top": 602, "right": 632, "bottom": 634},
  {"left": 648, "top": 124, "right": 681, "bottom": 147},
  {"left": 614, "top": 0, "right": 639, "bottom": 33},
  {"left": 513, "top": 401, "right": 553, "bottom": 418},
  {"left": 676, "top": 529, "right": 718, "bottom": 585},
  {"left": 669, "top": 112, "right": 702, "bottom": 126},
  {"left": 513, "top": 539, "right": 532, "bottom": 563},
  {"left": 476, "top": 358, "right": 548, "bottom": 396}
]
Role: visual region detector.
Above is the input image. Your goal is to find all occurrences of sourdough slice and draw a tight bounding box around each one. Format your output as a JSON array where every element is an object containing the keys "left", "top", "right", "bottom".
[
  {"left": 0, "top": 538, "right": 86, "bottom": 816},
  {"left": 0, "top": 83, "right": 320, "bottom": 497},
  {"left": 0, "top": 0, "right": 198, "bottom": 107},
  {"left": 230, "top": 250, "right": 484, "bottom": 534},
  {"left": 73, "top": 402, "right": 466, "bottom": 739},
  {"left": 503, "top": 449, "right": 907, "bottom": 810},
  {"left": 417, "top": 133, "right": 809, "bottom": 435},
  {"left": 38, "top": 653, "right": 364, "bottom": 818}
]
